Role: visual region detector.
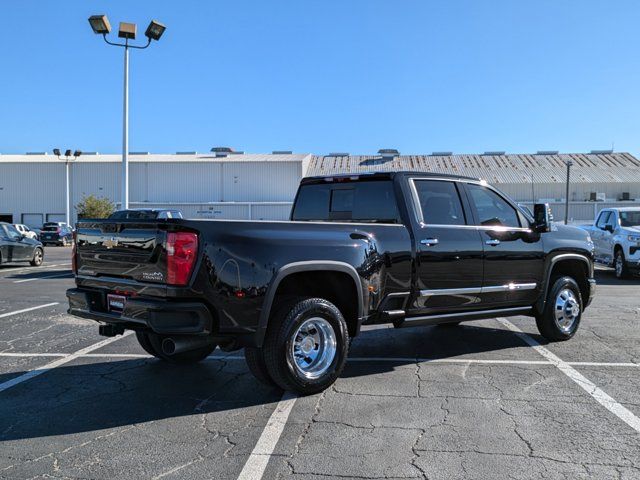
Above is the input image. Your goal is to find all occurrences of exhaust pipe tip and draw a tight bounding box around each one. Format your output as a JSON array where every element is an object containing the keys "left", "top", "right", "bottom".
[{"left": 161, "top": 338, "right": 177, "bottom": 356}]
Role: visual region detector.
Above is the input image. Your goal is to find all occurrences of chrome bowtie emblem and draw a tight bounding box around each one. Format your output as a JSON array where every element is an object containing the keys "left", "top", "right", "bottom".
[{"left": 103, "top": 237, "right": 119, "bottom": 249}]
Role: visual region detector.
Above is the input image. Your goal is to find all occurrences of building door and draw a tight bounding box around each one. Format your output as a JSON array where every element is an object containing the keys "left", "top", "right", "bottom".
[
  {"left": 22, "top": 213, "right": 44, "bottom": 228},
  {"left": 0, "top": 214, "right": 13, "bottom": 223}
]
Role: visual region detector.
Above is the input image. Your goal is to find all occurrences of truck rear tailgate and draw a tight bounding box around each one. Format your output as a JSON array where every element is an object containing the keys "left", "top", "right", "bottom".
[{"left": 75, "top": 220, "right": 168, "bottom": 284}]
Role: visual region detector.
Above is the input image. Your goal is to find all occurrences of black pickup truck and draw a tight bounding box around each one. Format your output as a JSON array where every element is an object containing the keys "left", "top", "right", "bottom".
[{"left": 67, "top": 172, "right": 596, "bottom": 394}]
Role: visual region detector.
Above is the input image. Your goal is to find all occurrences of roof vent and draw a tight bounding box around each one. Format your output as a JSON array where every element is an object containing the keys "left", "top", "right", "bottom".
[
  {"left": 25, "top": 152, "right": 47, "bottom": 155},
  {"left": 327, "top": 152, "right": 349, "bottom": 157},
  {"left": 483, "top": 151, "right": 506, "bottom": 156},
  {"left": 272, "top": 150, "right": 293, "bottom": 155},
  {"left": 129, "top": 151, "right": 150, "bottom": 155},
  {"left": 378, "top": 149, "right": 399, "bottom": 159},
  {"left": 431, "top": 151, "right": 453, "bottom": 156},
  {"left": 229, "top": 151, "right": 244, "bottom": 155},
  {"left": 536, "top": 150, "right": 559, "bottom": 155},
  {"left": 590, "top": 149, "right": 614, "bottom": 155},
  {"left": 210, "top": 146, "right": 235, "bottom": 157},
  {"left": 176, "top": 151, "right": 197, "bottom": 155}
]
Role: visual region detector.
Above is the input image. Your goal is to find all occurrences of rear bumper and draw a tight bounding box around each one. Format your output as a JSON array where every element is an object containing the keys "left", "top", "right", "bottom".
[{"left": 66, "top": 288, "right": 214, "bottom": 335}]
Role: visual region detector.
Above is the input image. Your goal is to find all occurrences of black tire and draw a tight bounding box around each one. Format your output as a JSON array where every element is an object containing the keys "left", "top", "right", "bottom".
[
  {"left": 61, "top": 237, "right": 69, "bottom": 247},
  {"left": 536, "top": 276, "right": 583, "bottom": 342},
  {"left": 244, "top": 347, "right": 276, "bottom": 386},
  {"left": 30, "top": 248, "right": 44, "bottom": 267},
  {"left": 437, "top": 321, "right": 461, "bottom": 327},
  {"left": 135, "top": 331, "right": 217, "bottom": 364},
  {"left": 262, "top": 297, "right": 349, "bottom": 395},
  {"left": 615, "top": 249, "right": 629, "bottom": 279}
]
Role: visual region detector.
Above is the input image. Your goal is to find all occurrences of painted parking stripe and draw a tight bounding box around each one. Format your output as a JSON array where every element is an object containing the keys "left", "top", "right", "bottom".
[
  {"left": 13, "top": 272, "right": 72, "bottom": 283},
  {"left": 0, "top": 303, "right": 59, "bottom": 319},
  {"left": 0, "top": 331, "right": 133, "bottom": 393},
  {"left": 236, "top": 391, "right": 298, "bottom": 480},
  {"left": 1, "top": 352, "right": 638, "bottom": 368},
  {"left": 497, "top": 318, "right": 640, "bottom": 433},
  {"left": 0, "top": 263, "right": 71, "bottom": 275}
]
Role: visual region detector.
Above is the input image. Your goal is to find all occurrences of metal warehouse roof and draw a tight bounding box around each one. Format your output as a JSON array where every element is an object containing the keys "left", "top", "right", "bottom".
[
  {"left": 0, "top": 153, "right": 311, "bottom": 163},
  {"left": 306, "top": 152, "right": 640, "bottom": 184}
]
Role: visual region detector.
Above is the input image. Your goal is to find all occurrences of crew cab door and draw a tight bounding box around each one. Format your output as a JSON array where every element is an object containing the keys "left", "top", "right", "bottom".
[
  {"left": 461, "top": 182, "right": 544, "bottom": 307},
  {"left": 593, "top": 210, "right": 613, "bottom": 263},
  {"left": 407, "top": 178, "right": 484, "bottom": 313}
]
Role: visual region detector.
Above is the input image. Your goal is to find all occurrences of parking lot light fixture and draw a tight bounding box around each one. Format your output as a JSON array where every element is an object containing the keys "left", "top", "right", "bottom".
[
  {"left": 145, "top": 21, "right": 166, "bottom": 41},
  {"left": 118, "top": 22, "right": 137, "bottom": 40},
  {"left": 87, "top": 14, "right": 166, "bottom": 210},
  {"left": 54, "top": 149, "right": 82, "bottom": 227},
  {"left": 88, "top": 15, "right": 111, "bottom": 35}
]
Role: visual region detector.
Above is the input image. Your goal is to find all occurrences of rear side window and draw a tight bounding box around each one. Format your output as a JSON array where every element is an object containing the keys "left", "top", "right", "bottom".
[
  {"left": 292, "top": 180, "right": 401, "bottom": 223},
  {"left": 413, "top": 180, "right": 466, "bottom": 225},
  {"left": 467, "top": 184, "right": 521, "bottom": 228}
]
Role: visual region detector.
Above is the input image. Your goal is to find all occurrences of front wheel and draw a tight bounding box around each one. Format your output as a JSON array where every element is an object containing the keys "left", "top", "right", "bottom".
[
  {"left": 30, "top": 248, "right": 43, "bottom": 266},
  {"left": 615, "top": 249, "right": 629, "bottom": 279},
  {"left": 261, "top": 297, "right": 349, "bottom": 395},
  {"left": 536, "top": 276, "right": 583, "bottom": 342}
]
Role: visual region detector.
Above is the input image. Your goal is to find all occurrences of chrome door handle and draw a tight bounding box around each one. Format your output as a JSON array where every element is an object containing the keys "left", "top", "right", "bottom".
[
  {"left": 485, "top": 239, "right": 500, "bottom": 246},
  {"left": 420, "top": 238, "right": 439, "bottom": 246}
]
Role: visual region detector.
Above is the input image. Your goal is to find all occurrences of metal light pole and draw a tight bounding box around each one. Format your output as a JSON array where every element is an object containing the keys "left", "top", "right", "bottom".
[
  {"left": 564, "top": 160, "right": 573, "bottom": 225},
  {"left": 54, "top": 149, "right": 82, "bottom": 226},
  {"left": 88, "top": 15, "right": 166, "bottom": 210}
]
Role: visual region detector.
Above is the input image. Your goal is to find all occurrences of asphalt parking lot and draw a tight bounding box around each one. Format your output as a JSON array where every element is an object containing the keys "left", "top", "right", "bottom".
[{"left": 1, "top": 247, "right": 639, "bottom": 480}]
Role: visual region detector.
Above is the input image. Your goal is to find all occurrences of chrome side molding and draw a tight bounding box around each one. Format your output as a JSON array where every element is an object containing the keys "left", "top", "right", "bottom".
[
  {"left": 420, "top": 282, "right": 537, "bottom": 297},
  {"left": 402, "top": 306, "right": 532, "bottom": 324}
]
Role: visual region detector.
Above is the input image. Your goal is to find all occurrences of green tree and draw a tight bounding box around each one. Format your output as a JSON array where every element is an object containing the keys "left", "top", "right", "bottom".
[{"left": 75, "top": 194, "right": 115, "bottom": 219}]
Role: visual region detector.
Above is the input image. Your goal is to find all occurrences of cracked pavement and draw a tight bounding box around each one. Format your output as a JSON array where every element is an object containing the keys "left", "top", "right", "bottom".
[{"left": 1, "top": 249, "right": 639, "bottom": 479}]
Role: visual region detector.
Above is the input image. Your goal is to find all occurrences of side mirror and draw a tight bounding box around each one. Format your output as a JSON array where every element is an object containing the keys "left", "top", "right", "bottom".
[
  {"left": 533, "top": 203, "right": 552, "bottom": 233},
  {"left": 604, "top": 224, "right": 614, "bottom": 233}
]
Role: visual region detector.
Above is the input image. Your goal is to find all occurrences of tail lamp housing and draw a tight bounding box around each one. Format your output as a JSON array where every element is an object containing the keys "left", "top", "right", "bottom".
[{"left": 166, "top": 231, "right": 198, "bottom": 286}]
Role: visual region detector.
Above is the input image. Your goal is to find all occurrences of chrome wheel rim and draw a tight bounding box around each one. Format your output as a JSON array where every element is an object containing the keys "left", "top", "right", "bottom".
[
  {"left": 554, "top": 288, "right": 580, "bottom": 333},
  {"left": 290, "top": 317, "right": 337, "bottom": 379},
  {"left": 34, "top": 250, "right": 42, "bottom": 264},
  {"left": 615, "top": 255, "right": 623, "bottom": 277}
]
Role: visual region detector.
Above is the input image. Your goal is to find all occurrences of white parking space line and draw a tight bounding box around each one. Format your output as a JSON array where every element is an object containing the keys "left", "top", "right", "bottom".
[
  {"left": 13, "top": 272, "right": 72, "bottom": 283},
  {"left": 236, "top": 391, "right": 298, "bottom": 480},
  {"left": 0, "top": 352, "right": 638, "bottom": 368},
  {"left": 0, "top": 331, "right": 133, "bottom": 394},
  {"left": 497, "top": 318, "right": 640, "bottom": 434},
  {"left": 0, "top": 263, "right": 71, "bottom": 275},
  {"left": 0, "top": 303, "right": 59, "bottom": 319}
]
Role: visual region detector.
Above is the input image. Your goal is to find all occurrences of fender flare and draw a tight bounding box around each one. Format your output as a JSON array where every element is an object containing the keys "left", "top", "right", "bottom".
[
  {"left": 536, "top": 253, "right": 593, "bottom": 312},
  {"left": 253, "top": 261, "right": 364, "bottom": 347}
]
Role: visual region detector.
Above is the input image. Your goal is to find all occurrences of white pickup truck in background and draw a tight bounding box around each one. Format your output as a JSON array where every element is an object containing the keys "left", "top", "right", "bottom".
[{"left": 581, "top": 207, "right": 640, "bottom": 278}]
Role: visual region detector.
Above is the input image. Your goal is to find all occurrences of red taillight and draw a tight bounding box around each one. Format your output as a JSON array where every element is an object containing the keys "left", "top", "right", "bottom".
[
  {"left": 166, "top": 231, "right": 198, "bottom": 286},
  {"left": 71, "top": 231, "right": 77, "bottom": 274}
]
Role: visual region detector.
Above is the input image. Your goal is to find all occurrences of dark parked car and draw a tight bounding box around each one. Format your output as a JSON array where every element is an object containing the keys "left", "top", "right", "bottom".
[
  {"left": 40, "top": 224, "right": 74, "bottom": 246},
  {"left": 109, "top": 209, "right": 183, "bottom": 220},
  {"left": 0, "top": 222, "right": 44, "bottom": 266},
  {"left": 67, "top": 172, "right": 596, "bottom": 394}
]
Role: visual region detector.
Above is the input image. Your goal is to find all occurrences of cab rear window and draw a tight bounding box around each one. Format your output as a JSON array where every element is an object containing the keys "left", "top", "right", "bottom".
[{"left": 291, "top": 180, "right": 401, "bottom": 223}]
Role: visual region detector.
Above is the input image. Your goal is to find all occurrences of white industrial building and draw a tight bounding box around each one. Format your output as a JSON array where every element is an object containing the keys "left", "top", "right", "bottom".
[{"left": 1, "top": 149, "right": 639, "bottom": 226}]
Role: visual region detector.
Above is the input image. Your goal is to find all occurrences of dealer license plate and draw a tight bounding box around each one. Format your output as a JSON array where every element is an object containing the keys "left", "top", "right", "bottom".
[{"left": 107, "top": 294, "right": 126, "bottom": 314}]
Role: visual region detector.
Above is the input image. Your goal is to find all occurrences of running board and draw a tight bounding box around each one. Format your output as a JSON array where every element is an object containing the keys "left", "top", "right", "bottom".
[{"left": 394, "top": 306, "right": 532, "bottom": 328}]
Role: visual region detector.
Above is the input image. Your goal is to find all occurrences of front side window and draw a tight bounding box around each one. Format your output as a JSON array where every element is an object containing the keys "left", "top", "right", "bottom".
[
  {"left": 596, "top": 211, "right": 611, "bottom": 229},
  {"left": 292, "top": 180, "right": 401, "bottom": 223},
  {"left": 467, "top": 184, "right": 520, "bottom": 228},
  {"left": 2, "top": 224, "right": 21, "bottom": 240},
  {"left": 413, "top": 180, "right": 465, "bottom": 226}
]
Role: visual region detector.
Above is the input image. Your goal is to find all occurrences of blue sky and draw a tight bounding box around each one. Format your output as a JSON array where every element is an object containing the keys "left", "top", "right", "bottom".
[{"left": 1, "top": 1, "right": 638, "bottom": 155}]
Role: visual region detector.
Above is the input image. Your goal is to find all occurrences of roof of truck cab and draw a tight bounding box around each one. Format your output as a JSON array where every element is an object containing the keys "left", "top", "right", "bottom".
[{"left": 301, "top": 170, "right": 480, "bottom": 183}]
